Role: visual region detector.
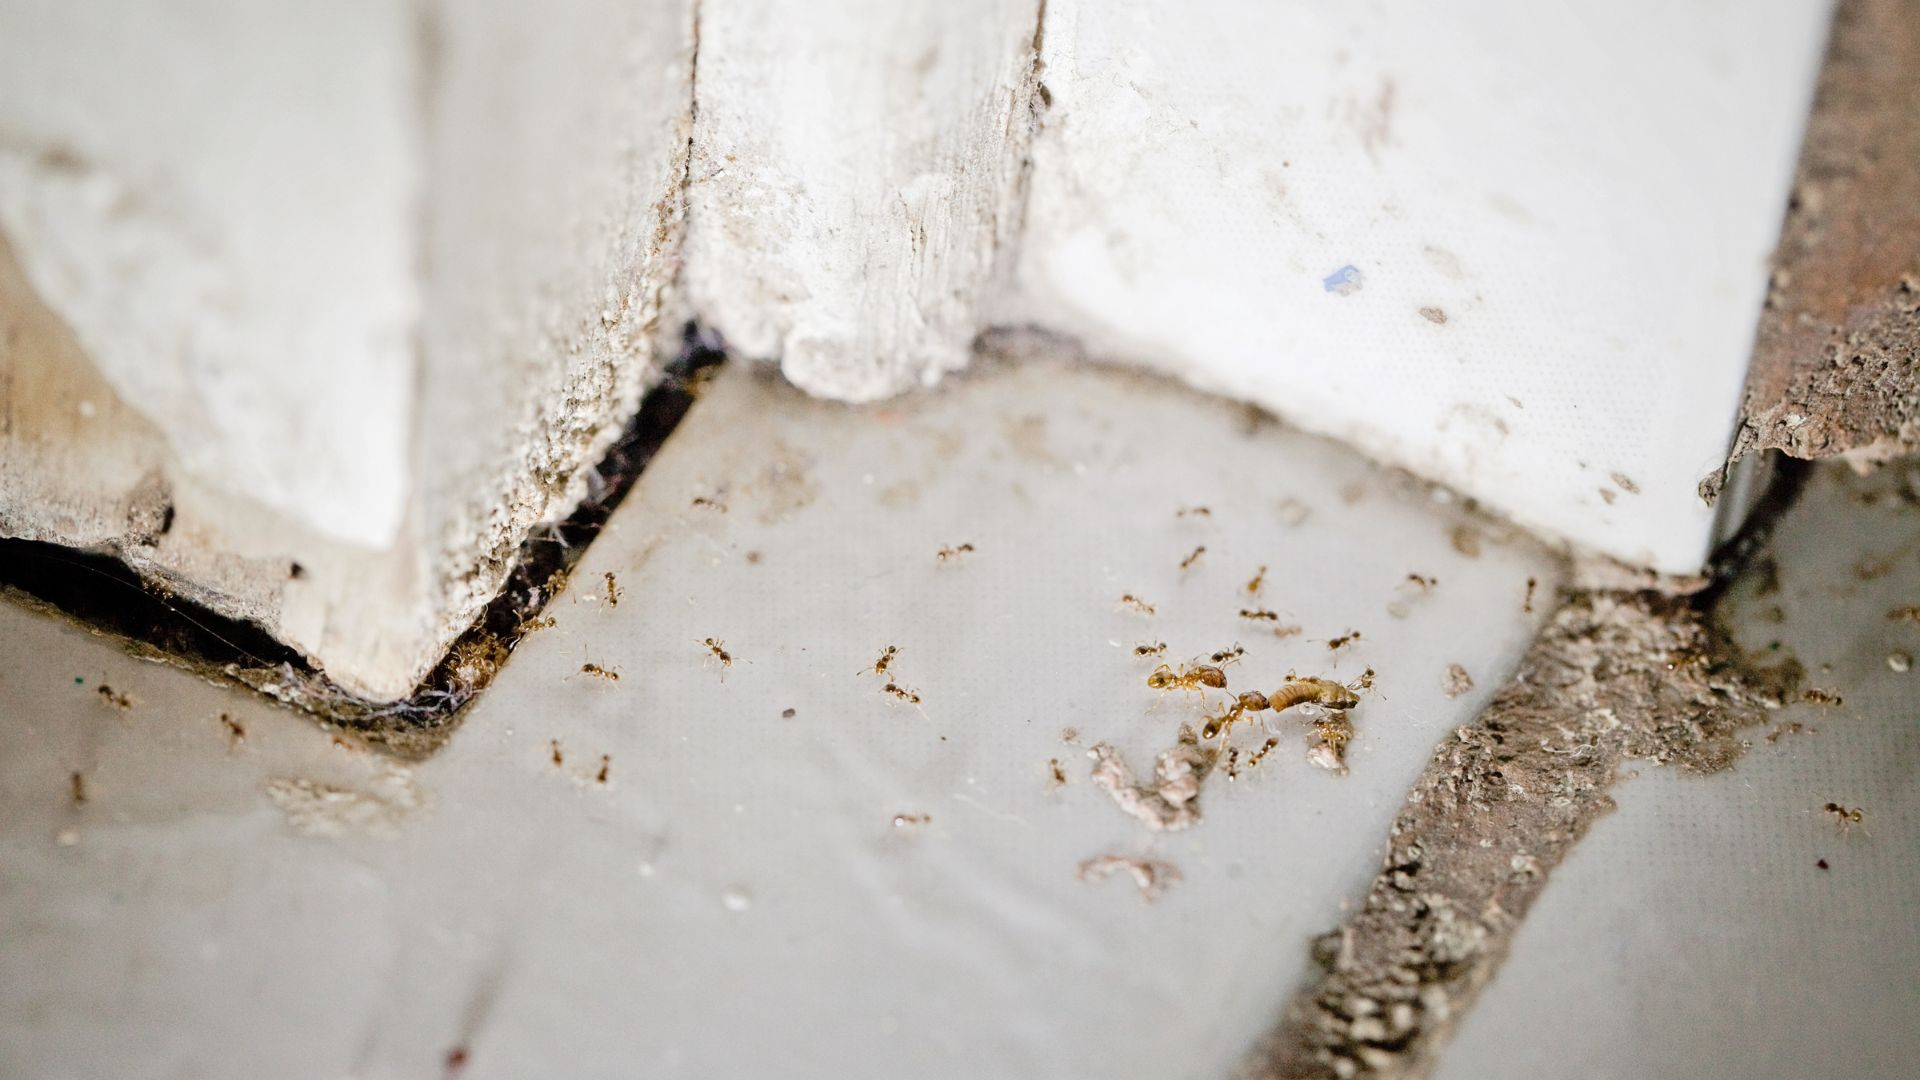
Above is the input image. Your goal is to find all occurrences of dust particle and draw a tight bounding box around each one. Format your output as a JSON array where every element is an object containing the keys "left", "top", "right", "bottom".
[
  {"left": 1891, "top": 605, "right": 1920, "bottom": 624},
  {"left": 1003, "top": 414, "right": 1057, "bottom": 465},
  {"left": 1609, "top": 471, "right": 1640, "bottom": 494},
  {"left": 782, "top": 707, "right": 797, "bottom": 718},
  {"left": 1889, "top": 651, "right": 1912, "bottom": 673},
  {"left": 265, "top": 768, "right": 421, "bottom": 837},
  {"left": 1441, "top": 663, "right": 1473, "bottom": 699},
  {"left": 1088, "top": 726, "right": 1216, "bottom": 832},
  {"left": 69, "top": 771, "right": 86, "bottom": 804},
  {"left": 1854, "top": 553, "right": 1897, "bottom": 580},
  {"left": 1765, "top": 721, "right": 1814, "bottom": 744},
  {"left": 1418, "top": 307, "right": 1448, "bottom": 325},
  {"left": 1077, "top": 854, "right": 1182, "bottom": 903},
  {"left": 1450, "top": 525, "right": 1482, "bottom": 558}
]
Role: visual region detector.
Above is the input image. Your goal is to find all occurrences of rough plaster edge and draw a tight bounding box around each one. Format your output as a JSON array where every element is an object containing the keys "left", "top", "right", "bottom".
[
  {"left": 1237, "top": 578, "right": 1802, "bottom": 1080},
  {"left": 0, "top": 342, "right": 721, "bottom": 758},
  {"left": 1712, "top": 0, "right": 1920, "bottom": 498}
]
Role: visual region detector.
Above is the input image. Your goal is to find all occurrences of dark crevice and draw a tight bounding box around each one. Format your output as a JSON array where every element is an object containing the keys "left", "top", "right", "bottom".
[{"left": 0, "top": 325, "right": 725, "bottom": 758}]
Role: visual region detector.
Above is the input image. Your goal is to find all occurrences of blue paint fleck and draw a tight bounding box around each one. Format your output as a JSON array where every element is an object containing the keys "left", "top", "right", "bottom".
[{"left": 1323, "top": 265, "right": 1364, "bottom": 296}]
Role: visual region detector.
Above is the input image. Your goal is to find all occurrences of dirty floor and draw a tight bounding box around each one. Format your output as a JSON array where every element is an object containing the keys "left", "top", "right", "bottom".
[{"left": 1, "top": 360, "right": 1912, "bottom": 1079}]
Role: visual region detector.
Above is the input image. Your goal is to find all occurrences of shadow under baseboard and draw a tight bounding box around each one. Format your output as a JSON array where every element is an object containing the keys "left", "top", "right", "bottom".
[{"left": 0, "top": 326, "right": 725, "bottom": 759}]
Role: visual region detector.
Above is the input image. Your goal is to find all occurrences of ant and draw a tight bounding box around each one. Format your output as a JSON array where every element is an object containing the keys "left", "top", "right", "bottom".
[
  {"left": 936, "top": 543, "right": 976, "bottom": 562},
  {"left": 1179, "top": 545, "right": 1206, "bottom": 572},
  {"left": 1209, "top": 644, "right": 1246, "bottom": 666},
  {"left": 1147, "top": 662, "right": 1228, "bottom": 694},
  {"left": 1134, "top": 641, "right": 1169, "bottom": 658},
  {"left": 1202, "top": 691, "right": 1272, "bottom": 740},
  {"left": 603, "top": 572, "right": 622, "bottom": 608},
  {"left": 1245, "top": 737, "right": 1281, "bottom": 770},
  {"left": 1326, "top": 630, "right": 1362, "bottom": 654},
  {"left": 1245, "top": 565, "right": 1267, "bottom": 595},
  {"left": 862, "top": 645, "right": 900, "bottom": 677},
  {"left": 1120, "top": 594, "right": 1156, "bottom": 615},
  {"left": 1176, "top": 506, "right": 1212, "bottom": 518},
  {"left": 881, "top": 682, "right": 922, "bottom": 705},
  {"left": 580, "top": 662, "right": 620, "bottom": 682},
  {"left": 1307, "top": 715, "right": 1356, "bottom": 774},
  {"left": 1824, "top": 802, "right": 1866, "bottom": 834},
  {"left": 700, "top": 638, "right": 734, "bottom": 668},
  {"left": 1240, "top": 607, "right": 1280, "bottom": 622}
]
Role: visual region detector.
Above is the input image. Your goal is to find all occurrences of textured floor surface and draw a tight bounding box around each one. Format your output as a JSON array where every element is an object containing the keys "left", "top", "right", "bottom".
[
  {"left": 0, "top": 358, "right": 1557, "bottom": 1080},
  {"left": 5, "top": 361, "right": 1914, "bottom": 1079},
  {"left": 1437, "top": 461, "right": 1920, "bottom": 1080}
]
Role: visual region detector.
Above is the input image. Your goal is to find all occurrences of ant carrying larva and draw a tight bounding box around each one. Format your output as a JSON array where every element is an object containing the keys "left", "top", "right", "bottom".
[{"left": 1200, "top": 675, "right": 1360, "bottom": 741}]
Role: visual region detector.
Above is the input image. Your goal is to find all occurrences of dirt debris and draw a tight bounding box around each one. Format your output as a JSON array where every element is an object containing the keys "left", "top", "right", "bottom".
[
  {"left": 1088, "top": 726, "right": 1217, "bottom": 832},
  {"left": 1440, "top": 664, "right": 1473, "bottom": 699},
  {"left": 1077, "top": 853, "right": 1183, "bottom": 903},
  {"left": 1239, "top": 588, "right": 1793, "bottom": 1080},
  {"left": 265, "top": 767, "right": 422, "bottom": 838}
]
